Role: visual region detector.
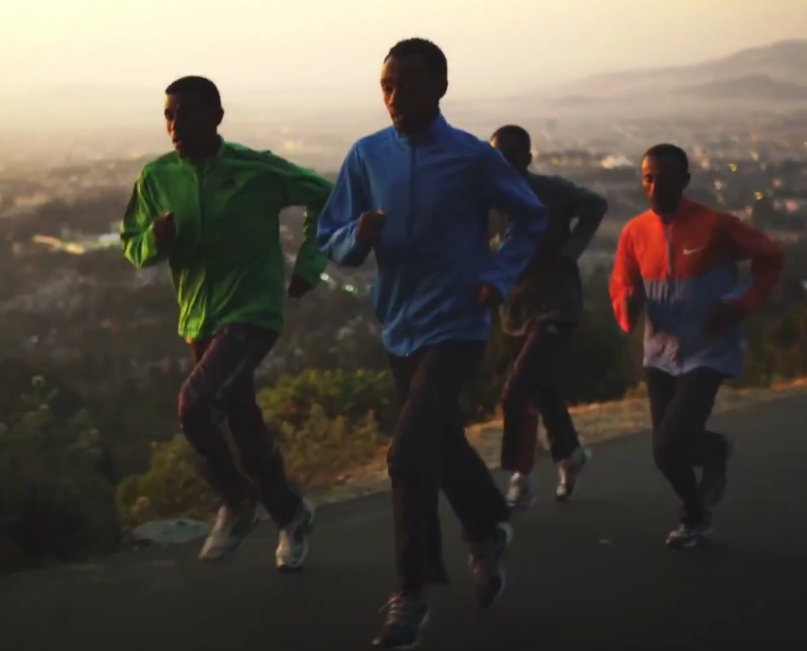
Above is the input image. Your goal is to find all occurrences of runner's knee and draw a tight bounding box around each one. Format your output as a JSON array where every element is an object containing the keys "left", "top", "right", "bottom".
[
  {"left": 178, "top": 377, "right": 215, "bottom": 433},
  {"left": 386, "top": 429, "right": 422, "bottom": 479},
  {"left": 652, "top": 428, "right": 687, "bottom": 473},
  {"left": 501, "top": 373, "right": 539, "bottom": 416},
  {"left": 386, "top": 394, "right": 440, "bottom": 479}
]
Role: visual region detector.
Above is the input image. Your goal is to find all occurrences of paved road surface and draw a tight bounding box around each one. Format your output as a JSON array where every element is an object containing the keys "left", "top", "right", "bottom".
[{"left": 2, "top": 394, "right": 806, "bottom": 651}]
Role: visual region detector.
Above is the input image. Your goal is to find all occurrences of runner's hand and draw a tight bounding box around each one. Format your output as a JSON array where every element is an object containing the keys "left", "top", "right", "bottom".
[
  {"left": 355, "top": 210, "right": 385, "bottom": 242},
  {"left": 622, "top": 278, "right": 645, "bottom": 331},
  {"left": 152, "top": 212, "right": 175, "bottom": 245},
  {"left": 287, "top": 275, "right": 314, "bottom": 299}
]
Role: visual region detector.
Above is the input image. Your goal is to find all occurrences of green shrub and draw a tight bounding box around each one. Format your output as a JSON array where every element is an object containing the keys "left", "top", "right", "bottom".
[
  {"left": 257, "top": 368, "right": 397, "bottom": 434},
  {"left": 117, "top": 397, "right": 384, "bottom": 525},
  {"left": 739, "top": 303, "right": 807, "bottom": 387},
  {"left": 272, "top": 403, "right": 381, "bottom": 490},
  {"left": 112, "top": 369, "right": 395, "bottom": 525},
  {"left": 623, "top": 381, "right": 647, "bottom": 399},
  {"left": 0, "top": 377, "right": 119, "bottom": 572},
  {"left": 557, "top": 306, "right": 640, "bottom": 404},
  {"left": 115, "top": 435, "right": 216, "bottom": 525}
]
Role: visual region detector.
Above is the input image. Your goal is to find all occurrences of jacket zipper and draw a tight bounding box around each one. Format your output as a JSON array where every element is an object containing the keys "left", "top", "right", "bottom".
[
  {"left": 664, "top": 221, "right": 673, "bottom": 278},
  {"left": 662, "top": 220, "right": 678, "bottom": 361},
  {"left": 407, "top": 144, "right": 416, "bottom": 239},
  {"left": 195, "top": 163, "right": 208, "bottom": 337},
  {"left": 403, "top": 143, "right": 417, "bottom": 355}
]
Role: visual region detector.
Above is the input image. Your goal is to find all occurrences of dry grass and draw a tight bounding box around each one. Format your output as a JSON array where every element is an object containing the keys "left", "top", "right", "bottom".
[{"left": 306, "top": 378, "right": 807, "bottom": 507}]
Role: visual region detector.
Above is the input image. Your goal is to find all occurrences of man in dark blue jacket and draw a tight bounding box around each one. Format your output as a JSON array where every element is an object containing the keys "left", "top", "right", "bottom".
[
  {"left": 317, "top": 38, "right": 547, "bottom": 650},
  {"left": 490, "top": 125, "right": 608, "bottom": 509}
]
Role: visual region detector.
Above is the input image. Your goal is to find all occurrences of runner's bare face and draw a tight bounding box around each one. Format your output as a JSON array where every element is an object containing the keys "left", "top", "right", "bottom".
[
  {"left": 380, "top": 54, "right": 444, "bottom": 133},
  {"left": 164, "top": 92, "right": 222, "bottom": 158},
  {"left": 641, "top": 154, "right": 690, "bottom": 215}
]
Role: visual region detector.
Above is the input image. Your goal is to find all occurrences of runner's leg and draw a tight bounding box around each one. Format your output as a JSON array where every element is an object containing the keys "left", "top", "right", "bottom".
[
  {"left": 530, "top": 322, "right": 591, "bottom": 501},
  {"left": 222, "top": 333, "right": 312, "bottom": 570},
  {"left": 647, "top": 367, "right": 722, "bottom": 548},
  {"left": 179, "top": 327, "right": 270, "bottom": 562},
  {"left": 375, "top": 341, "right": 509, "bottom": 650},
  {"left": 500, "top": 331, "right": 541, "bottom": 509}
]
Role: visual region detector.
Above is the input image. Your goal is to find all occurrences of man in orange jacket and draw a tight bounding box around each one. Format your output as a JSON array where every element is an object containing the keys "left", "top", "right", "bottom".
[{"left": 609, "top": 143, "right": 784, "bottom": 549}]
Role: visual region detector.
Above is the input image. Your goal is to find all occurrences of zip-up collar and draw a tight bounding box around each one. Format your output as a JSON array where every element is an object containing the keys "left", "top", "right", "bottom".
[
  {"left": 651, "top": 196, "right": 694, "bottom": 225},
  {"left": 175, "top": 136, "right": 226, "bottom": 168},
  {"left": 653, "top": 197, "right": 698, "bottom": 277},
  {"left": 212, "top": 136, "right": 226, "bottom": 158},
  {"left": 393, "top": 113, "right": 448, "bottom": 146}
]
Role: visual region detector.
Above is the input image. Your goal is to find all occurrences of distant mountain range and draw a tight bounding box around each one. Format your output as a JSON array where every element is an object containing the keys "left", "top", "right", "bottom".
[
  {"left": 551, "top": 39, "right": 807, "bottom": 104},
  {"left": 2, "top": 39, "right": 806, "bottom": 135},
  {"left": 678, "top": 74, "right": 807, "bottom": 101}
]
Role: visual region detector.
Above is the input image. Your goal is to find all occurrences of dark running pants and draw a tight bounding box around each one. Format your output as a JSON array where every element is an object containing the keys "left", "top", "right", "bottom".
[
  {"left": 387, "top": 341, "right": 510, "bottom": 594},
  {"left": 178, "top": 324, "right": 300, "bottom": 529},
  {"left": 500, "top": 321, "right": 581, "bottom": 474},
  {"left": 645, "top": 366, "right": 731, "bottom": 526}
]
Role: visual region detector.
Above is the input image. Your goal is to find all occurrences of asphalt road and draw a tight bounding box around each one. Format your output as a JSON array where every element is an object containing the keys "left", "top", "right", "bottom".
[{"left": 2, "top": 394, "right": 806, "bottom": 651}]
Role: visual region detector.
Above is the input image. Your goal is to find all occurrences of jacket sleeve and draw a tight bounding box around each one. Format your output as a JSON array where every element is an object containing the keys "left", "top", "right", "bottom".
[
  {"left": 721, "top": 213, "right": 784, "bottom": 317},
  {"left": 273, "top": 156, "right": 334, "bottom": 287},
  {"left": 315, "top": 143, "right": 374, "bottom": 268},
  {"left": 559, "top": 179, "right": 609, "bottom": 260},
  {"left": 609, "top": 224, "right": 642, "bottom": 332},
  {"left": 120, "top": 172, "right": 166, "bottom": 269},
  {"left": 479, "top": 147, "right": 548, "bottom": 300}
]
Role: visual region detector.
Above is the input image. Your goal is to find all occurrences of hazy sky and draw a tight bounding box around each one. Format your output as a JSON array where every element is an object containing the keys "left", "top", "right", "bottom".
[{"left": 2, "top": 0, "right": 806, "bottom": 102}]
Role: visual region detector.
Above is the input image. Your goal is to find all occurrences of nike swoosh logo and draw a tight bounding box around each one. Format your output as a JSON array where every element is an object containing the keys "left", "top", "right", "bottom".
[{"left": 683, "top": 247, "right": 703, "bottom": 255}]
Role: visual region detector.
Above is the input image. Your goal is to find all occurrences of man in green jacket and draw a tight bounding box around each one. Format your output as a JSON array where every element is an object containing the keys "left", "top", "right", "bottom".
[
  {"left": 490, "top": 125, "right": 608, "bottom": 510},
  {"left": 121, "top": 76, "right": 332, "bottom": 570}
]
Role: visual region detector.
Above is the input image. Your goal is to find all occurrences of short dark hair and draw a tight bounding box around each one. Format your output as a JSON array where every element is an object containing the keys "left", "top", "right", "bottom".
[
  {"left": 385, "top": 38, "right": 448, "bottom": 80},
  {"left": 165, "top": 76, "right": 222, "bottom": 109},
  {"left": 643, "top": 143, "right": 689, "bottom": 173},
  {"left": 491, "top": 125, "right": 531, "bottom": 151}
]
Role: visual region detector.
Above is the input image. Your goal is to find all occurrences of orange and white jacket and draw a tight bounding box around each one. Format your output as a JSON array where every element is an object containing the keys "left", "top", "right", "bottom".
[{"left": 609, "top": 198, "right": 784, "bottom": 377}]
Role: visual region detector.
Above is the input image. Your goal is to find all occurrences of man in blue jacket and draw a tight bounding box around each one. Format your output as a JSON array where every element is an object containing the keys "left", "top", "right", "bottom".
[{"left": 317, "top": 38, "right": 548, "bottom": 650}]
